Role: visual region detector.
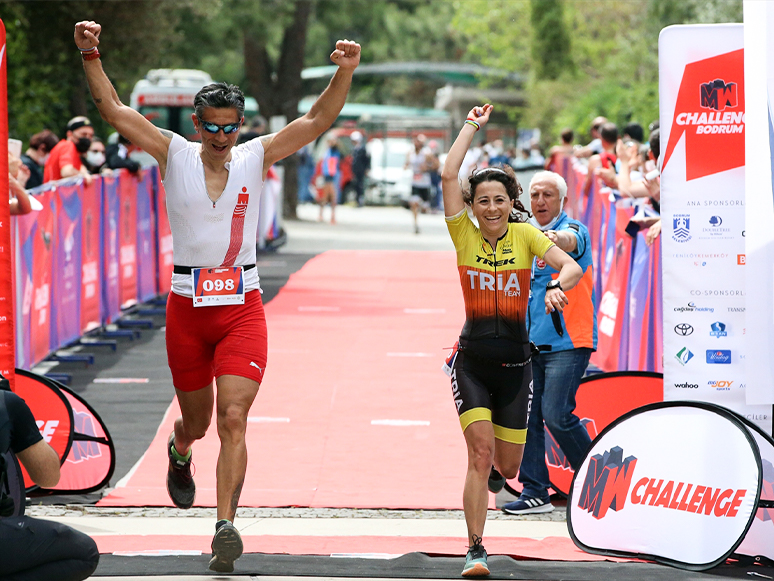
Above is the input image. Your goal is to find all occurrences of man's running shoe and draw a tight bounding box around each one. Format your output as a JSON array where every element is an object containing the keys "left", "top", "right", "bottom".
[
  {"left": 487, "top": 467, "right": 505, "bottom": 494},
  {"left": 166, "top": 432, "right": 195, "bottom": 509},
  {"left": 501, "top": 496, "right": 554, "bottom": 515},
  {"left": 462, "top": 536, "right": 489, "bottom": 577},
  {"left": 209, "top": 521, "right": 244, "bottom": 573}
]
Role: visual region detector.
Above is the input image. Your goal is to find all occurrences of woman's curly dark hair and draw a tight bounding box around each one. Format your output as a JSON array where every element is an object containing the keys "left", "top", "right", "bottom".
[{"left": 462, "top": 165, "right": 530, "bottom": 223}]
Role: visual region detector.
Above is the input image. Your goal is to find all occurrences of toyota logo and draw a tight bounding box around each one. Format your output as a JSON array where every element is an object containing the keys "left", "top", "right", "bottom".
[{"left": 674, "top": 323, "right": 694, "bottom": 336}]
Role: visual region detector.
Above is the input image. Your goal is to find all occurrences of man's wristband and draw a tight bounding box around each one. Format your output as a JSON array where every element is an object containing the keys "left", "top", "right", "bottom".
[{"left": 81, "top": 47, "right": 100, "bottom": 61}]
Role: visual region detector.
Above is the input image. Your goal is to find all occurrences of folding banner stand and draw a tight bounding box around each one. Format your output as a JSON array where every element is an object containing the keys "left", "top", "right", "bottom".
[
  {"left": 12, "top": 369, "right": 115, "bottom": 494},
  {"left": 506, "top": 372, "right": 664, "bottom": 498},
  {"left": 568, "top": 401, "right": 774, "bottom": 571}
]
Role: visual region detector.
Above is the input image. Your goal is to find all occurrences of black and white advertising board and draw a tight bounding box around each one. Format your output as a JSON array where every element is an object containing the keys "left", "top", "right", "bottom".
[{"left": 568, "top": 402, "right": 772, "bottom": 571}]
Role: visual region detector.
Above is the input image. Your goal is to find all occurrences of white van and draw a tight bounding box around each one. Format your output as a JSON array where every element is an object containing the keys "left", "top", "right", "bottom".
[{"left": 130, "top": 69, "right": 258, "bottom": 140}]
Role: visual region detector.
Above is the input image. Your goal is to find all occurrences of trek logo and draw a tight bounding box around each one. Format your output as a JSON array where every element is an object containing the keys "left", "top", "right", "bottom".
[
  {"left": 578, "top": 446, "right": 638, "bottom": 519},
  {"left": 465, "top": 269, "right": 521, "bottom": 296},
  {"left": 546, "top": 419, "right": 597, "bottom": 470},
  {"left": 700, "top": 79, "right": 738, "bottom": 111},
  {"left": 578, "top": 446, "right": 749, "bottom": 520},
  {"left": 475, "top": 255, "right": 516, "bottom": 268},
  {"left": 662, "top": 50, "right": 745, "bottom": 181}
]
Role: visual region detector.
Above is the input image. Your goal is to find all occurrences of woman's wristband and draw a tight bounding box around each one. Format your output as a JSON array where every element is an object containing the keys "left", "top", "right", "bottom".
[{"left": 465, "top": 119, "right": 480, "bottom": 131}]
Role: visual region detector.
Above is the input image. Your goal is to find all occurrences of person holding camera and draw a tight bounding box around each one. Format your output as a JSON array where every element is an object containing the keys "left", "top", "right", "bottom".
[{"left": 0, "top": 377, "right": 99, "bottom": 580}]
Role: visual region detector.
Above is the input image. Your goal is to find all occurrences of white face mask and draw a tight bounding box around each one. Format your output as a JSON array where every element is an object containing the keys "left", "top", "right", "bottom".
[
  {"left": 527, "top": 203, "right": 565, "bottom": 231},
  {"left": 86, "top": 151, "right": 105, "bottom": 168}
]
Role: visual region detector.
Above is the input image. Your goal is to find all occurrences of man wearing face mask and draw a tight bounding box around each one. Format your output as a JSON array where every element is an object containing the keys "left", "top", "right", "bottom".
[
  {"left": 43, "top": 116, "right": 95, "bottom": 183},
  {"left": 501, "top": 171, "right": 597, "bottom": 516}
]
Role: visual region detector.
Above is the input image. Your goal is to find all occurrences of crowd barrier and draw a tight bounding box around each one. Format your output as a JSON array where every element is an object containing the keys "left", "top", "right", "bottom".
[
  {"left": 552, "top": 155, "right": 663, "bottom": 373},
  {"left": 12, "top": 167, "right": 173, "bottom": 370}
]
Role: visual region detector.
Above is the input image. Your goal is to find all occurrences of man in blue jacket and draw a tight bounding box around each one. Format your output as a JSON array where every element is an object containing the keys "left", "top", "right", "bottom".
[{"left": 501, "top": 171, "right": 597, "bottom": 514}]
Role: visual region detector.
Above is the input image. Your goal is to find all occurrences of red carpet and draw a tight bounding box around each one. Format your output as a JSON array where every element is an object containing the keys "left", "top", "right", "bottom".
[
  {"left": 101, "top": 250, "right": 481, "bottom": 509},
  {"left": 96, "top": 534, "right": 625, "bottom": 562}
]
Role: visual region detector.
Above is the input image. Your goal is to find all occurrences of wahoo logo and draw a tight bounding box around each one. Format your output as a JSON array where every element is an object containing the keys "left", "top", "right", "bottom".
[
  {"left": 662, "top": 49, "right": 745, "bottom": 181},
  {"left": 700, "top": 79, "right": 738, "bottom": 111},
  {"left": 578, "top": 446, "right": 638, "bottom": 519},
  {"left": 546, "top": 418, "right": 597, "bottom": 470}
]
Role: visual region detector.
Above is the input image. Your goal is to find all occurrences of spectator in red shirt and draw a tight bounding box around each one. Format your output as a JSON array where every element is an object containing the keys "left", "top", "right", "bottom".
[{"left": 43, "top": 116, "right": 94, "bottom": 184}]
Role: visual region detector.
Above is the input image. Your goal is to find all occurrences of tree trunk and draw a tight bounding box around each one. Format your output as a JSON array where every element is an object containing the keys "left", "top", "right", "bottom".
[{"left": 243, "top": 1, "right": 312, "bottom": 220}]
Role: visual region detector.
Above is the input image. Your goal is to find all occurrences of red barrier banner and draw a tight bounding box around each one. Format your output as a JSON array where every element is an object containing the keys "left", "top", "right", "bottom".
[
  {"left": 154, "top": 168, "right": 173, "bottom": 295},
  {"left": 0, "top": 21, "right": 14, "bottom": 387},
  {"left": 53, "top": 183, "right": 82, "bottom": 347},
  {"left": 12, "top": 370, "right": 73, "bottom": 489},
  {"left": 119, "top": 173, "right": 138, "bottom": 308},
  {"left": 592, "top": 206, "right": 635, "bottom": 372},
  {"left": 101, "top": 175, "right": 121, "bottom": 323},
  {"left": 81, "top": 179, "right": 102, "bottom": 332}
]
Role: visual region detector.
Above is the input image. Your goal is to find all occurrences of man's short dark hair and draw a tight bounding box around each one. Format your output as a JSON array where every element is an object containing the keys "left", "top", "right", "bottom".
[
  {"left": 29, "top": 130, "right": 59, "bottom": 153},
  {"left": 623, "top": 122, "right": 644, "bottom": 143},
  {"left": 599, "top": 122, "right": 618, "bottom": 145},
  {"left": 194, "top": 82, "right": 245, "bottom": 120},
  {"left": 560, "top": 128, "right": 573, "bottom": 144},
  {"left": 649, "top": 128, "right": 660, "bottom": 161}
]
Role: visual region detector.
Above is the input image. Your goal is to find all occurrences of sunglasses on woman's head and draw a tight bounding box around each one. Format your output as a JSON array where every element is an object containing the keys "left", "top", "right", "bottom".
[{"left": 198, "top": 117, "right": 242, "bottom": 135}]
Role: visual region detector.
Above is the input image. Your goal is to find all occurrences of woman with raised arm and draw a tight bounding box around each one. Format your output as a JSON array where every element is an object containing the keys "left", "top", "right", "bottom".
[{"left": 441, "top": 105, "right": 582, "bottom": 577}]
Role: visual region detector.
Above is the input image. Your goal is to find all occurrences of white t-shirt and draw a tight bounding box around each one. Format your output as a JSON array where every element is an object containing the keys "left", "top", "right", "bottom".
[{"left": 163, "top": 133, "right": 264, "bottom": 297}]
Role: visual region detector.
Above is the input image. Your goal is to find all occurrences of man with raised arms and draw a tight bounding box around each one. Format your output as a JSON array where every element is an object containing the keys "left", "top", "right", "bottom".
[{"left": 74, "top": 20, "right": 360, "bottom": 573}]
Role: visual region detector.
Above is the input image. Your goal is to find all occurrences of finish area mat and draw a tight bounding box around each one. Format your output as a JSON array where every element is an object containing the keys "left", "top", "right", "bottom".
[{"left": 101, "top": 250, "right": 476, "bottom": 509}]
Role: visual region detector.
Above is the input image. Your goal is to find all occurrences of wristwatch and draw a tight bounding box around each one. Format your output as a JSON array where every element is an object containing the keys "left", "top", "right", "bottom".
[{"left": 546, "top": 279, "right": 563, "bottom": 292}]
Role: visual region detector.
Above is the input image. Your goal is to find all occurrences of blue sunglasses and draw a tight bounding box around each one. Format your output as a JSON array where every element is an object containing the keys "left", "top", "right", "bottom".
[{"left": 198, "top": 117, "right": 242, "bottom": 135}]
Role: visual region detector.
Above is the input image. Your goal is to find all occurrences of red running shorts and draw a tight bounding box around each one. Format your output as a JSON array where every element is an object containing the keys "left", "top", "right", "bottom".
[{"left": 166, "top": 290, "right": 268, "bottom": 391}]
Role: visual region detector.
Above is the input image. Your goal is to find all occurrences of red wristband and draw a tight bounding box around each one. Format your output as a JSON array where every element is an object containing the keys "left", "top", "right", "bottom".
[{"left": 82, "top": 49, "right": 100, "bottom": 61}]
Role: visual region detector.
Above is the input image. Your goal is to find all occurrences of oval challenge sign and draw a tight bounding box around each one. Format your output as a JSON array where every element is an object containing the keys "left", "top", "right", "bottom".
[{"left": 568, "top": 402, "right": 761, "bottom": 570}]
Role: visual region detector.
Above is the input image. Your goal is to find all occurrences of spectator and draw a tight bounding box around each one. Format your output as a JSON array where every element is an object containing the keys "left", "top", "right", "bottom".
[
  {"left": 574, "top": 116, "right": 607, "bottom": 158},
  {"left": 622, "top": 122, "right": 644, "bottom": 144},
  {"left": 488, "top": 139, "right": 511, "bottom": 167},
  {"left": 236, "top": 115, "right": 267, "bottom": 145},
  {"left": 426, "top": 139, "right": 442, "bottom": 211},
  {"left": 544, "top": 128, "right": 574, "bottom": 170},
  {"left": 83, "top": 136, "right": 108, "bottom": 174},
  {"left": 405, "top": 134, "right": 437, "bottom": 234},
  {"left": 296, "top": 143, "right": 316, "bottom": 203},
  {"left": 21, "top": 130, "right": 58, "bottom": 189},
  {"left": 583, "top": 121, "right": 618, "bottom": 195},
  {"left": 44, "top": 116, "right": 94, "bottom": 184},
  {"left": 9, "top": 152, "right": 32, "bottom": 216},
  {"left": 350, "top": 131, "right": 370, "bottom": 207},
  {"left": 105, "top": 134, "right": 141, "bottom": 173},
  {"left": 0, "top": 376, "right": 100, "bottom": 580},
  {"left": 319, "top": 136, "right": 340, "bottom": 224}
]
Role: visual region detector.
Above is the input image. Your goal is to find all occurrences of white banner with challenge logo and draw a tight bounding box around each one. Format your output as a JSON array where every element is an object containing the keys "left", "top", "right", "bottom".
[
  {"left": 568, "top": 403, "right": 761, "bottom": 569},
  {"left": 659, "top": 24, "right": 771, "bottom": 433}
]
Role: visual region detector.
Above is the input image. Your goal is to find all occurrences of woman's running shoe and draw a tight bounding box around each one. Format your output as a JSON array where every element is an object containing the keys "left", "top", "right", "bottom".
[{"left": 462, "top": 536, "right": 489, "bottom": 577}]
